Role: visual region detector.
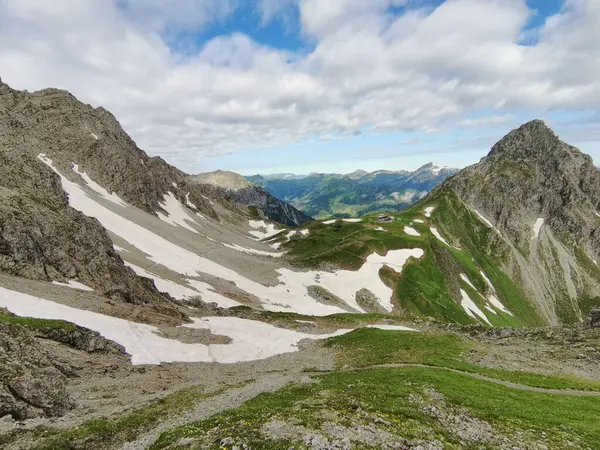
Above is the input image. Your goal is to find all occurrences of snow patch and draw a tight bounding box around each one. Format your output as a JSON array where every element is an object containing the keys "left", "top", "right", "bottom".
[
  {"left": 248, "top": 220, "right": 281, "bottom": 240},
  {"left": 473, "top": 209, "right": 494, "bottom": 229},
  {"left": 185, "top": 193, "right": 196, "bottom": 209},
  {"left": 532, "top": 218, "right": 544, "bottom": 238},
  {"left": 460, "top": 289, "right": 492, "bottom": 326},
  {"left": 52, "top": 280, "right": 93, "bottom": 291},
  {"left": 171, "top": 182, "right": 178, "bottom": 188},
  {"left": 413, "top": 219, "right": 425, "bottom": 224},
  {"left": 124, "top": 262, "right": 201, "bottom": 301},
  {"left": 366, "top": 324, "right": 419, "bottom": 332},
  {"left": 90, "top": 133, "right": 98, "bottom": 140},
  {"left": 72, "top": 163, "right": 127, "bottom": 207},
  {"left": 430, "top": 227, "right": 458, "bottom": 249},
  {"left": 223, "top": 243, "right": 284, "bottom": 258},
  {"left": 460, "top": 273, "right": 477, "bottom": 291},
  {"left": 157, "top": 192, "right": 199, "bottom": 234},
  {"left": 479, "top": 270, "right": 513, "bottom": 316},
  {"left": 323, "top": 218, "right": 361, "bottom": 224},
  {"left": 488, "top": 294, "right": 513, "bottom": 316},
  {"left": 300, "top": 229, "right": 310, "bottom": 236},
  {"left": 404, "top": 226, "right": 421, "bottom": 237},
  {"left": 184, "top": 280, "right": 241, "bottom": 308},
  {"left": 0, "top": 287, "right": 348, "bottom": 365},
  {"left": 374, "top": 227, "right": 387, "bottom": 232},
  {"left": 424, "top": 206, "right": 435, "bottom": 218},
  {"left": 113, "top": 245, "right": 127, "bottom": 252},
  {"left": 343, "top": 218, "right": 362, "bottom": 223}
]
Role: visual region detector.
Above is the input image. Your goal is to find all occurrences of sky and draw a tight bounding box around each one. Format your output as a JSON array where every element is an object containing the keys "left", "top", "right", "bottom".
[{"left": 0, "top": 0, "right": 599, "bottom": 175}]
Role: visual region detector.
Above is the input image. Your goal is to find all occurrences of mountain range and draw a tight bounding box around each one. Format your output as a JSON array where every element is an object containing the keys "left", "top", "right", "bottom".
[
  {"left": 247, "top": 163, "right": 459, "bottom": 219},
  {"left": 1, "top": 78, "right": 600, "bottom": 449}
]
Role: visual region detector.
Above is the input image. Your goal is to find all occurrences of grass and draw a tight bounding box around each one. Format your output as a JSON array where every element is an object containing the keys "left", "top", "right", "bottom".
[
  {"left": 325, "top": 328, "right": 600, "bottom": 391},
  {"left": 0, "top": 311, "right": 78, "bottom": 333},
  {"left": 7, "top": 383, "right": 244, "bottom": 450},
  {"left": 150, "top": 366, "right": 600, "bottom": 449}
]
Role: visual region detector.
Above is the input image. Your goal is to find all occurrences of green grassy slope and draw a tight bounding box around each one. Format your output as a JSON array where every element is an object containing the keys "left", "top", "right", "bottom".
[{"left": 283, "top": 192, "right": 543, "bottom": 326}]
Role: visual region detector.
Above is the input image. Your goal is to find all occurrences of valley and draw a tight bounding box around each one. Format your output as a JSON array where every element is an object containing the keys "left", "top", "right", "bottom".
[{"left": 0, "top": 78, "right": 600, "bottom": 449}]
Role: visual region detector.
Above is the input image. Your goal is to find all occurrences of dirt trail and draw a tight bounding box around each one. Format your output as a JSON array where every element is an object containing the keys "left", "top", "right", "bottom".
[{"left": 125, "top": 362, "right": 600, "bottom": 449}]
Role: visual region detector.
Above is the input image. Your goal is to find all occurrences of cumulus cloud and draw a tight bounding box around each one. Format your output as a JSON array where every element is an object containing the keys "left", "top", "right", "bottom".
[{"left": 0, "top": 0, "right": 599, "bottom": 170}]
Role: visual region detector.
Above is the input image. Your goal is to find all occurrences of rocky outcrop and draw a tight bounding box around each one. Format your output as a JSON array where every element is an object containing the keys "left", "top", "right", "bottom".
[
  {"left": 590, "top": 309, "right": 600, "bottom": 328},
  {"left": 0, "top": 322, "right": 71, "bottom": 420}
]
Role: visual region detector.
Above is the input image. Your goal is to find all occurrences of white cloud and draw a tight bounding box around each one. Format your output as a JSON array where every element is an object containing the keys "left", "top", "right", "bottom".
[
  {"left": 460, "top": 114, "right": 516, "bottom": 127},
  {"left": 0, "top": 0, "right": 599, "bottom": 171}
]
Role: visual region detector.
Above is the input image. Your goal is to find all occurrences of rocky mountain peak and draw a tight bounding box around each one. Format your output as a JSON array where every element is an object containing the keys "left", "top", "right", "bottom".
[{"left": 488, "top": 119, "right": 561, "bottom": 160}]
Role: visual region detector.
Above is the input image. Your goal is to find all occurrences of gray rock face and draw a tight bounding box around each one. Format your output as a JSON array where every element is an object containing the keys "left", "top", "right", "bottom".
[
  {"left": 590, "top": 309, "right": 600, "bottom": 328},
  {"left": 0, "top": 79, "right": 218, "bottom": 220},
  {"left": 439, "top": 120, "right": 600, "bottom": 324},
  {"left": 0, "top": 322, "right": 71, "bottom": 420},
  {"left": 0, "top": 79, "right": 189, "bottom": 314}
]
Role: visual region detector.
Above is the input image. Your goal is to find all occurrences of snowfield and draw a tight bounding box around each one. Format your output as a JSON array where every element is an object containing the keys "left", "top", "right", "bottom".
[
  {"left": 37, "top": 155, "right": 423, "bottom": 316},
  {"left": 0, "top": 287, "right": 417, "bottom": 365},
  {"left": 72, "top": 163, "right": 127, "bottom": 207},
  {"left": 473, "top": 209, "right": 495, "bottom": 229},
  {"left": 532, "top": 218, "right": 544, "bottom": 238},
  {"left": 223, "top": 243, "right": 284, "bottom": 258},
  {"left": 430, "top": 227, "right": 455, "bottom": 248},
  {"left": 248, "top": 220, "right": 281, "bottom": 240},
  {"left": 460, "top": 289, "right": 492, "bottom": 326},
  {"left": 404, "top": 226, "right": 421, "bottom": 237},
  {"left": 157, "top": 192, "right": 199, "bottom": 233},
  {"left": 424, "top": 206, "right": 435, "bottom": 218},
  {"left": 52, "top": 280, "right": 94, "bottom": 291}
]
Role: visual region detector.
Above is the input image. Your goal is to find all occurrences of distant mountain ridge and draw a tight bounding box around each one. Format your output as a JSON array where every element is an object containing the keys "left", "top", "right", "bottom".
[
  {"left": 247, "top": 163, "right": 459, "bottom": 219},
  {"left": 189, "top": 170, "right": 312, "bottom": 227}
]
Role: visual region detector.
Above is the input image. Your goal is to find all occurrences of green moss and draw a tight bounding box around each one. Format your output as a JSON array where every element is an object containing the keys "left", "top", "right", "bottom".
[{"left": 0, "top": 312, "right": 78, "bottom": 333}]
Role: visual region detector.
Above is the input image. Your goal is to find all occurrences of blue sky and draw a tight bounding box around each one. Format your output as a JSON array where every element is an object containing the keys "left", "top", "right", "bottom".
[{"left": 1, "top": 0, "right": 599, "bottom": 175}]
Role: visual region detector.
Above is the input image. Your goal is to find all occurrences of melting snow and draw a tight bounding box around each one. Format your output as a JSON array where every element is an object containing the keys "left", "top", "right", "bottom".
[
  {"left": 532, "top": 218, "right": 544, "bottom": 238},
  {"left": 157, "top": 192, "right": 199, "bottom": 234},
  {"left": 374, "top": 227, "right": 388, "bottom": 232},
  {"left": 488, "top": 294, "right": 513, "bottom": 316},
  {"left": 171, "top": 182, "right": 178, "bottom": 188},
  {"left": 367, "top": 324, "right": 419, "bottom": 331},
  {"left": 38, "top": 155, "right": 422, "bottom": 316},
  {"left": 0, "top": 287, "right": 348, "bottom": 365},
  {"left": 479, "top": 270, "right": 513, "bottom": 316},
  {"left": 300, "top": 229, "right": 310, "bottom": 236},
  {"left": 90, "top": 133, "right": 98, "bottom": 140},
  {"left": 184, "top": 280, "right": 241, "bottom": 308},
  {"left": 404, "top": 226, "right": 421, "bottom": 237},
  {"left": 185, "top": 193, "right": 196, "bottom": 209},
  {"left": 460, "top": 289, "right": 492, "bottom": 326},
  {"left": 248, "top": 220, "right": 281, "bottom": 240},
  {"left": 113, "top": 245, "right": 127, "bottom": 252},
  {"left": 124, "top": 262, "right": 201, "bottom": 301},
  {"left": 460, "top": 273, "right": 477, "bottom": 291},
  {"left": 473, "top": 209, "right": 494, "bottom": 228},
  {"left": 323, "top": 218, "right": 361, "bottom": 224},
  {"left": 52, "top": 280, "right": 93, "bottom": 291},
  {"left": 72, "top": 163, "right": 127, "bottom": 207},
  {"left": 413, "top": 219, "right": 425, "bottom": 224},
  {"left": 430, "top": 227, "right": 458, "bottom": 249},
  {"left": 223, "top": 243, "right": 284, "bottom": 258},
  {"left": 424, "top": 206, "right": 435, "bottom": 218}
]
